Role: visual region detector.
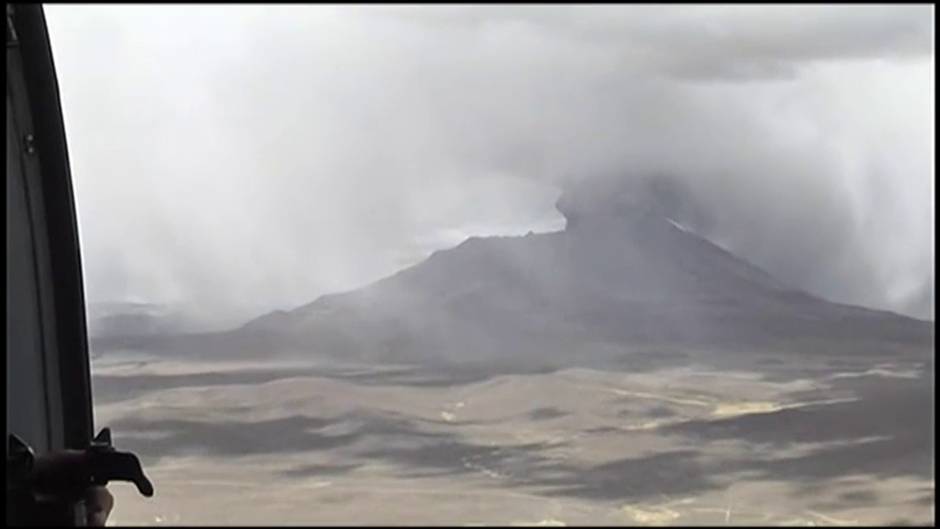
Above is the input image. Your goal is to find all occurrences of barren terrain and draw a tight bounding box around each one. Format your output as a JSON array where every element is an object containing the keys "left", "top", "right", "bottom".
[{"left": 94, "top": 350, "right": 933, "bottom": 526}]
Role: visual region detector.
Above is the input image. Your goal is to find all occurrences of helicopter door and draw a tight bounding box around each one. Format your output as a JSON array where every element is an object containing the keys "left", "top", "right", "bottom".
[{"left": 6, "top": 1, "right": 89, "bottom": 462}]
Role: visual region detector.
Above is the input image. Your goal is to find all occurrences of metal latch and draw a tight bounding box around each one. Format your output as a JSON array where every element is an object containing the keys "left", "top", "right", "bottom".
[{"left": 7, "top": 428, "right": 154, "bottom": 525}]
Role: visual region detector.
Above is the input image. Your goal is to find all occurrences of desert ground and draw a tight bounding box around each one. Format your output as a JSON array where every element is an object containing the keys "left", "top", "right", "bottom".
[{"left": 92, "top": 350, "right": 934, "bottom": 526}]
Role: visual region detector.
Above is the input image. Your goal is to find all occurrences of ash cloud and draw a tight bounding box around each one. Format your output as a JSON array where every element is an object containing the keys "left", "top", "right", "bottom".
[{"left": 44, "top": 5, "right": 934, "bottom": 326}]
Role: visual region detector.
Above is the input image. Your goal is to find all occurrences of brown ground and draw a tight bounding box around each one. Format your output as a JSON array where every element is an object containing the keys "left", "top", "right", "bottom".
[{"left": 93, "top": 353, "right": 934, "bottom": 526}]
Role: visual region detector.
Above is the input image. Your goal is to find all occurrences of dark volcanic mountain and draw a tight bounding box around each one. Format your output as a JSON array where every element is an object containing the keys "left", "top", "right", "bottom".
[{"left": 98, "top": 178, "right": 934, "bottom": 369}]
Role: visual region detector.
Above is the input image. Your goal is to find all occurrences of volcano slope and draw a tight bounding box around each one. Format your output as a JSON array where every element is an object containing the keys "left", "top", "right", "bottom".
[{"left": 114, "top": 178, "right": 932, "bottom": 375}]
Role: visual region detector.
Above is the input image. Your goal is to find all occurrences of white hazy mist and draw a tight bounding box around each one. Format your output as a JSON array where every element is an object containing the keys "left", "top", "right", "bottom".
[{"left": 44, "top": 4, "right": 934, "bottom": 328}]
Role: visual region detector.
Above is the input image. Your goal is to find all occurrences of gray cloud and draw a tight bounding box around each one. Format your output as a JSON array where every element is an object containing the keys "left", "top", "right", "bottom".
[{"left": 44, "top": 5, "right": 933, "bottom": 326}]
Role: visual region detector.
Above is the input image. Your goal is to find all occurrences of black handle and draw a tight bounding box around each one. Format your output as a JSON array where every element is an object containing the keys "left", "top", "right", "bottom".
[
  {"left": 88, "top": 450, "right": 154, "bottom": 497},
  {"left": 86, "top": 427, "right": 154, "bottom": 497},
  {"left": 9, "top": 428, "right": 154, "bottom": 498}
]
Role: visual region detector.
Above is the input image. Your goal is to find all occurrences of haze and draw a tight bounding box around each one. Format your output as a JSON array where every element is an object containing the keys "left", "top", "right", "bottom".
[{"left": 44, "top": 4, "right": 934, "bottom": 328}]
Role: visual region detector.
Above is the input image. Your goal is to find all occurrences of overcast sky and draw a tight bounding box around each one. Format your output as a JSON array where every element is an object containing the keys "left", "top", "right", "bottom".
[{"left": 44, "top": 4, "right": 934, "bottom": 327}]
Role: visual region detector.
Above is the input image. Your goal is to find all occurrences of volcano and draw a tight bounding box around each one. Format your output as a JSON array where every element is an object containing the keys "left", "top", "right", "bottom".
[{"left": 97, "top": 177, "right": 934, "bottom": 370}]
